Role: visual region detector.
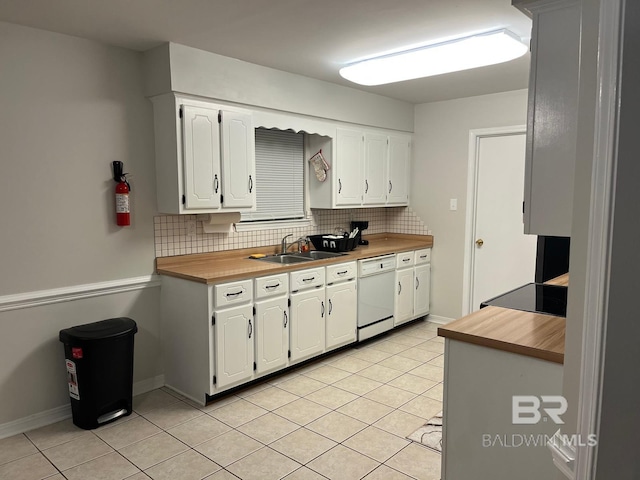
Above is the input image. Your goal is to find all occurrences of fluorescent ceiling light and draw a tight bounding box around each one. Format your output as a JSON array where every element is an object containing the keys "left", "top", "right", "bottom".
[{"left": 339, "top": 29, "right": 528, "bottom": 86}]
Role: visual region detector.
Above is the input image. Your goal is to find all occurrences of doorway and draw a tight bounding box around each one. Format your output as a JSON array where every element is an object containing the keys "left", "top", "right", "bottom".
[{"left": 462, "top": 126, "right": 537, "bottom": 314}]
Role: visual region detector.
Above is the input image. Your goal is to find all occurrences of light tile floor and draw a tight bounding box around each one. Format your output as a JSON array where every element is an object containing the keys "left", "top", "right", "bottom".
[{"left": 1, "top": 320, "right": 444, "bottom": 480}]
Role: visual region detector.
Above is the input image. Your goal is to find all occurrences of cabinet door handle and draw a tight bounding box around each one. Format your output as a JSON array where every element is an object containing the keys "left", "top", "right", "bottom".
[
  {"left": 416, "top": 277, "right": 420, "bottom": 290},
  {"left": 248, "top": 175, "right": 253, "bottom": 193},
  {"left": 321, "top": 301, "right": 325, "bottom": 318},
  {"left": 398, "top": 281, "right": 402, "bottom": 295},
  {"left": 389, "top": 180, "right": 392, "bottom": 193},
  {"left": 283, "top": 310, "right": 288, "bottom": 328},
  {"left": 302, "top": 277, "right": 315, "bottom": 282},
  {"left": 329, "top": 299, "right": 333, "bottom": 315},
  {"left": 214, "top": 174, "right": 219, "bottom": 193},
  {"left": 365, "top": 179, "right": 369, "bottom": 194},
  {"left": 225, "top": 290, "right": 243, "bottom": 298},
  {"left": 338, "top": 178, "right": 342, "bottom": 194},
  {"left": 248, "top": 319, "right": 253, "bottom": 339},
  {"left": 265, "top": 283, "right": 280, "bottom": 289}
]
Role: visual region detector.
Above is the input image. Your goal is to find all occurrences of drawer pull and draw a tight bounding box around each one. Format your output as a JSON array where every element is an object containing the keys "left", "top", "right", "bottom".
[
  {"left": 403, "top": 258, "right": 410, "bottom": 262},
  {"left": 225, "top": 290, "right": 243, "bottom": 298},
  {"left": 265, "top": 283, "right": 280, "bottom": 289},
  {"left": 336, "top": 270, "right": 348, "bottom": 276},
  {"left": 302, "top": 277, "right": 315, "bottom": 282},
  {"left": 420, "top": 255, "right": 428, "bottom": 259}
]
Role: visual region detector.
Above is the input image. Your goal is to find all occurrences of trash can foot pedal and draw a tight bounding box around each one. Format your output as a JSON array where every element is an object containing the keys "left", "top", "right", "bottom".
[{"left": 97, "top": 408, "right": 128, "bottom": 425}]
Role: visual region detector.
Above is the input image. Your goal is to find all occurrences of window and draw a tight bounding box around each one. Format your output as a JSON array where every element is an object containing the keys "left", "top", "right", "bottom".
[{"left": 241, "top": 128, "right": 305, "bottom": 222}]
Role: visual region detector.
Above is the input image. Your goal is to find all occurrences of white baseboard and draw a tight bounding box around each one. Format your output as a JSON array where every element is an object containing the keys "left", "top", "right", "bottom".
[
  {"left": 426, "top": 315, "right": 456, "bottom": 325},
  {"left": 0, "top": 374, "right": 165, "bottom": 440}
]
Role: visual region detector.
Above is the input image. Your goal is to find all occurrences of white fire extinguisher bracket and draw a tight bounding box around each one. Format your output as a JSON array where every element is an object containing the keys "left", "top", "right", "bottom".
[{"left": 202, "top": 212, "right": 240, "bottom": 234}]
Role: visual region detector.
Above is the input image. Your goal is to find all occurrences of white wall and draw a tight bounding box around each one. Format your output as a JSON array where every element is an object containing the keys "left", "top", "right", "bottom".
[
  {"left": 412, "top": 90, "right": 528, "bottom": 319},
  {"left": 0, "top": 22, "right": 162, "bottom": 431}
]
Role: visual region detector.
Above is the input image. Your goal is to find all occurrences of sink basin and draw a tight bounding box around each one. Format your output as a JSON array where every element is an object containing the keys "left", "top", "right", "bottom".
[
  {"left": 298, "top": 251, "right": 347, "bottom": 260},
  {"left": 252, "top": 250, "right": 346, "bottom": 264},
  {"left": 254, "top": 254, "right": 314, "bottom": 264}
]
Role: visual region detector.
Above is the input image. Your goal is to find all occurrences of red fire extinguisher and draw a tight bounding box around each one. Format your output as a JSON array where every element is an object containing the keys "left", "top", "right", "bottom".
[{"left": 113, "top": 161, "right": 131, "bottom": 226}]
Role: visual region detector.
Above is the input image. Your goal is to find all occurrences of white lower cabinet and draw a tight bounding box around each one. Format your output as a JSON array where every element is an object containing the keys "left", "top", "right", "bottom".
[
  {"left": 254, "top": 296, "right": 289, "bottom": 375},
  {"left": 326, "top": 281, "right": 357, "bottom": 350},
  {"left": 290, "top": 289, "right": 325, "bottom": 363},
  {"left": 213, "top": 304, "right": 254, "bottom": 389},
  {"left": 414, "top": 264, "right": 431, "bottom": 317},
  {"left": 395, "top": 267, "right": 414, "bottom": 326}
]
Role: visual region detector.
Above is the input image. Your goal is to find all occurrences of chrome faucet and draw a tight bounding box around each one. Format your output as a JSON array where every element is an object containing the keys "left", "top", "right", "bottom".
[{"left": 281, "top": 234, "right": 305, "bottom": 254}]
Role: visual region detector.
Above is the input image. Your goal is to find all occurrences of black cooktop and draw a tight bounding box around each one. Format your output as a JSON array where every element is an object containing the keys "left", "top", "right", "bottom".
[{"left": 480, "top": 283, "right": 568, "bottom": 317}]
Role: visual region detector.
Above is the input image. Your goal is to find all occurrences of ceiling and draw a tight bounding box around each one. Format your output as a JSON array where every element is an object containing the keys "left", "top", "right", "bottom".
[{"left": 0, "top": 0, "right": 532, "bottom": 104}]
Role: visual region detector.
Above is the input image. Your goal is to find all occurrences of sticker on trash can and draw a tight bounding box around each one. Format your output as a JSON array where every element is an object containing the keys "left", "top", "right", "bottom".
[{"left": 65, "top": 359, "right": 80, "bottom": 400}]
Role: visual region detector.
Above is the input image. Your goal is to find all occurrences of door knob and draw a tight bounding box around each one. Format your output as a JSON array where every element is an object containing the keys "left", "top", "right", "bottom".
[{"left": 476, "top": 239, "right": 484, "bottom": 247}]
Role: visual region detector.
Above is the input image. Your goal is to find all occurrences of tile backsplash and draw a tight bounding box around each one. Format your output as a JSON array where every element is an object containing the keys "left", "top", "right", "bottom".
[{"left": 154, "top": 207, "right": 428, "bottom": 257}]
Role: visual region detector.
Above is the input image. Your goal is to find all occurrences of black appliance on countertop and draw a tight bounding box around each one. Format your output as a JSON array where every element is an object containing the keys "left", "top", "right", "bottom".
[
  {"left": 351, "top": 221, "right": 369, "bottom": 245},
  {"left": 480, "top": 283, "right": 568, "bottom": 317}
]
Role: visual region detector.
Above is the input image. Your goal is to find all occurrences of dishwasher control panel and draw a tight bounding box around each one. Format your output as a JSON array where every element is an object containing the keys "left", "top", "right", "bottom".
[{"left": 358, "top": 254, "right": 396, "bottom": 277}]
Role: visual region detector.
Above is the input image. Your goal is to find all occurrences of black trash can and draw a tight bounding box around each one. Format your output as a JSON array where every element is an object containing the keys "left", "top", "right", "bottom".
[{"left": 59, "top": 317, "right": 137, "bottom": 430}]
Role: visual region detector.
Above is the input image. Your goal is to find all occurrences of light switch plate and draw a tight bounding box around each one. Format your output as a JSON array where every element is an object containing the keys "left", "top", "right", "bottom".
[{"left": 450, "top": 198, "right": 458, "bottom": 211}]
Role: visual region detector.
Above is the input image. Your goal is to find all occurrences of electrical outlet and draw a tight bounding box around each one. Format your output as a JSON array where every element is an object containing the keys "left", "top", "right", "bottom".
[{"left": 187, "top": 219, "right": 197, "bottom": 237}]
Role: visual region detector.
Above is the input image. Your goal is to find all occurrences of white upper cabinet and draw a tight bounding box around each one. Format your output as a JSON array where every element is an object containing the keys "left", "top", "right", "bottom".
[
  {"left": 150, "top": 94, "right": 256, "bottom": 214},
  {"left": 387, "top": 135, "right": 411, "bottom": 205},
  {"left": 220, "top": 111, "right": 256, "bottom": 209},
  {"left": 518, "top": 0, "right": 581, "bottom": 236},
  {"left": 363, "top": 133, "right": 388, "bottom": 205},
  {"left": 335, "top": 128, "right": 364, "bottom": 206},
  {"left": 310, "top": 127, "right": 411, "bottom": 209}
]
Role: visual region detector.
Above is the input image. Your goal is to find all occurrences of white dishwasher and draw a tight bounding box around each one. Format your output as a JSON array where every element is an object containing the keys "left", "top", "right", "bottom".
[{"left": 357, "top": 254, "right": 396, "bottom": 341}]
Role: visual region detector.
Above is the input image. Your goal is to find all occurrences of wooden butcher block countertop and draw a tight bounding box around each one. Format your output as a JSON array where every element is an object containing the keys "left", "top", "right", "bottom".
[
  {"left": 438, "top": 306, "right": 565, "bottom": 364},
  {"left": 156, "top": 233, "right": 433, "bottom": 285}
]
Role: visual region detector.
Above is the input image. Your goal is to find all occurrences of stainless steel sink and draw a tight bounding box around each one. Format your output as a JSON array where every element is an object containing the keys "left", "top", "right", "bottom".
[
  {"left": 254, "top": 254, "right": 314, "bottom": 264},
  {"left": 252, "top": 250, "right": 346, "bottom": 264}
]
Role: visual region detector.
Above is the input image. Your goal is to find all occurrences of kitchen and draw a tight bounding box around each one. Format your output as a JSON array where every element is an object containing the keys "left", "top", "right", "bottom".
[{"left": 0, "top": 1, "right": 638, "bottom": 479}]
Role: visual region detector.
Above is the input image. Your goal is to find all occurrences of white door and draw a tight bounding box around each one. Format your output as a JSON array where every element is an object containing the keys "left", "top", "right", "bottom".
[
  {"left": 471, "top": 133, "right": 537, "bottom": 311},
  {"left": 326, "top": 281, "right": 357, "bottom": 350},
  {"left": 254, "top": 297, "right": 289, "bottom": 375},
  {"left": 220, "top": 110, "right": 256, "bottom": 209},
  {"left": 395, "top": 268, "right": 414, "bottom": 326},
  {"left": 335, "top": 128, "right": 363, "bottom": 206},
  {"left": 290, "top": 289, "right": 325, "bottom": 362},
  {"left": 214, "top": 304, "right": 254, "bottom": 389},
  {"left": 363, "top": 133, "right": 388, "bottom": 205},
  {"left": 387, "top": 135, "right": 410, "bottom": 205},
  {"left": 182, "top": 105, "right": 221, "bottom": 210},
  {"left": 414, "top": 264, "right": 431, "bottom": 317}
]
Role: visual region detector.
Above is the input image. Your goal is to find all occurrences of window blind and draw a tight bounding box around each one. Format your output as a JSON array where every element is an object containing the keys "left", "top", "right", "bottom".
[{"left": 241, "top": 128, "right": 305, "bottom": 222}]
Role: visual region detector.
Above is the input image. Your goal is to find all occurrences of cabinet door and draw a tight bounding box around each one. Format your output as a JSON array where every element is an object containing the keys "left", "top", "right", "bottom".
[
  {"left": 255, "top": 297, "right": 289, "bottom": 375},
  {"left": 335, "top": 128, "right": 363, "bottom": 206},
  {"left": 220, "top": 110, "right": 256, "bottom": 209},
  {"left": 414, "top": 264, "right": 431, "bottom": 317},
  {"left": 363, "top": 133, "right": 388, "bottom": 205},
  {"left": 214, "top": 304, "right": 254, "bottom": 389},
  {"left": 326, "top": 281, "right": 357, "bottom": 350},
  {"left": 290, "top": 289, "right": 325, "bottom": 362},
  {"left": 395, "top": 268, "right": 414, "bottom": 326},
  {"left": 182, "top": 105, "right": 221, "bottom": 210},
  {"left": 388, "top": 135, "right": 410, "bottom": 205},
  {"left": 524, "top": 2, "right": 580, "bottom": 236}
]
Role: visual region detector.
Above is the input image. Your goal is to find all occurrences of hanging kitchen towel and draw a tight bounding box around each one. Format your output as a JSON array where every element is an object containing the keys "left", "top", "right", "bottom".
[{"left": 309, "top": 149, "right": 330, "bottom": 182}]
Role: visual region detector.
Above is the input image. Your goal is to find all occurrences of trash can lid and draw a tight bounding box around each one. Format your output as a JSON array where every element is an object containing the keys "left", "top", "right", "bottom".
[{"left": 59, "top": 317, "right": 137, "bottom": 344}]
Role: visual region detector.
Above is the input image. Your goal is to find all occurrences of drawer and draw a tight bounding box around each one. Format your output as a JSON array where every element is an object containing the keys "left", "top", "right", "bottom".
[
  {"left": 254, "top": 273, "right": 288, "bottom": 300},
  {"left": 326, "top": 261, "right": 357, "bottom": 284},
  {"left": 414, "top": 248, "right": 431, "bottom": 265},
  {"left": 214, "top": 279, "right": 253, "bottom": 308},
  {"left": 396, "top": 251, "right": 415, "bottom": 269},
  {"left": 290, "top": 267, "right": 325, "bottom": 292}
]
